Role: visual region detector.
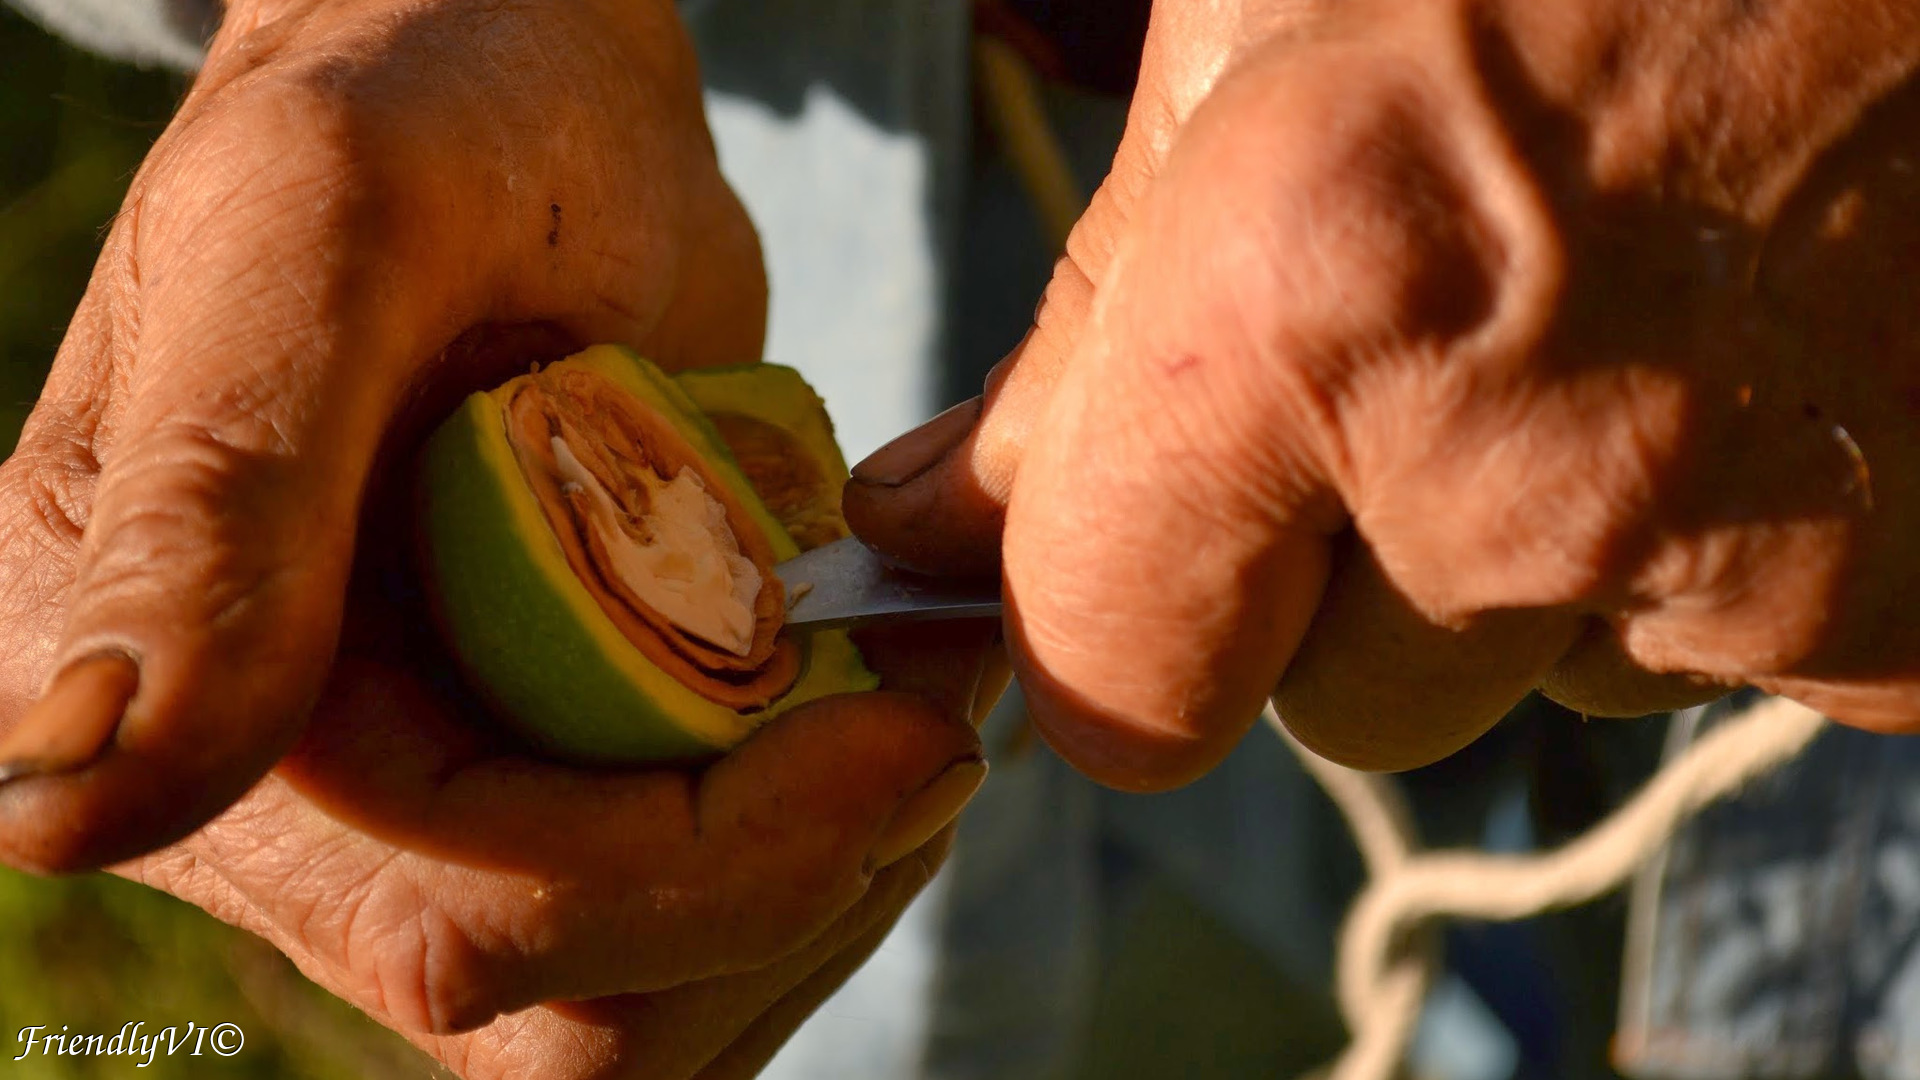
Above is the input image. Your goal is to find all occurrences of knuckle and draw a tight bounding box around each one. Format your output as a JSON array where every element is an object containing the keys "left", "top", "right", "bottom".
[
  {"left": 307, "top": 866, "right": 491, "bottom": 1035},
  {"left": 10, "top": 410, "right": 104, "bottom": 544},
  {"left": 0, "top": 420, "right": 104, "bottom": 701},
  {"left": 1114, "top": 46, "right": 1570, "bottom": 536},
  {"left": 85, "top": 421, "right": 304, "bottom": 604},
  {"left": 153, "top": 67, "right": 364, "bottom": 210},
  {"left": 1145, "top": 57, "right": 1605, "bottom": 623},
  {"left": 1624, "top": 521, "right": 1852, "bottom": 675},
  {"left": 136, "top": 68, "right": 376, "bottom": 280},
  {"left": 403, "top": 909, "right": 499, "bottom": 1034},
  {"left": 1174, "top": 52, "right": 1509, "bottom": 349},
  {"left": 197, "top": 811, "right": 508, "bottom": 1037}
]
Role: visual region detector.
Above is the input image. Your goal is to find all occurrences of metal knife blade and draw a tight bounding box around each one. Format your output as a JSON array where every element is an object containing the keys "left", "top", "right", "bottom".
[{"left": 775, "top": 536, "right": 1002, "bottom": 630}]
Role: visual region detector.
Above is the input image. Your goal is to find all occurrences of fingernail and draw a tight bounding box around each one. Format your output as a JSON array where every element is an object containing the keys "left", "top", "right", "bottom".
[
  {"left": 0, "top": 652, "right": 140, "bottom": 784},
  {"left": 851, "top": 397, "right": 981, "bottom": 487},
  {"left": 869, "top": 757, "right": 988, "bottom": 869}
]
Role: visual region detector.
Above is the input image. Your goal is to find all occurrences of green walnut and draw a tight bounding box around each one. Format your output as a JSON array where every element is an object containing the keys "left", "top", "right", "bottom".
[{"left": 417, "top": 345, "right": 876, "bottom": 764}]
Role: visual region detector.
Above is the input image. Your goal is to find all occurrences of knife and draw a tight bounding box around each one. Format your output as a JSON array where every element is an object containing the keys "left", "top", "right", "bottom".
[{"left": 774, "top": 536, "right": 1003, "bottom": 630}]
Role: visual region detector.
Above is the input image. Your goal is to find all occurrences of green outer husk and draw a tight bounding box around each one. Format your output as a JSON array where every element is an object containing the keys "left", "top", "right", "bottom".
[
  {"left": 675, "top": 363, "right": 852, "bottom": 481},
  {"left": 419, "top": 346, "right": 875, "bottom": 765}
]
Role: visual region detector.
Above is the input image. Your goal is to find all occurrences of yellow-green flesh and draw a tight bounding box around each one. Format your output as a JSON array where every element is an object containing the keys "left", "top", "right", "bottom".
[{"left": 676, "top": 363, "right": 853, "bottom": 482}]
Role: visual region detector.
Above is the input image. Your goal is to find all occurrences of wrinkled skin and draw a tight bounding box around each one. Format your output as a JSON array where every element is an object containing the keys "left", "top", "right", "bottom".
[
  {"left": 0, "top": 0, "right": 1000, "bottom": 1077},
  {"left": 850, "top": 0, "right": 1920, "bottom": 781},
  {"left": 7, "top": 0, "right": 1920, "bottom": 1074}
]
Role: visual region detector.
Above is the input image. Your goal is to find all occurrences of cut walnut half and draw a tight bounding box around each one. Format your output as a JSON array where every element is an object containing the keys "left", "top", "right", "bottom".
[{"left": 504, "top": 365, "right": 801, "bottom": 711}]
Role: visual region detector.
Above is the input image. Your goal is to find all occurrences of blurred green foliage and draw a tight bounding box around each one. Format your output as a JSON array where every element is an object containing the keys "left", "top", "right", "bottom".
[
  {"left": 0, "top": 5, "right": 177, "bottom": 452},
  {"left": 0, "top": 8, "right": 434, "bottom": 1076},
  {"left": 0, "top": 869, "right": 436, "bottom": 1078}
]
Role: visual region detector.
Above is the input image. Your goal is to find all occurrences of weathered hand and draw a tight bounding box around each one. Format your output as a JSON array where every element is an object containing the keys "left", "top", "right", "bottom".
[
  {"left": 0, "top": 0, "right": 766, "bottom": 864},
  {"left": 0, "top": 0, "right": 998, "bottom": 1075},
  {"left": 120, "top": 633, "right": 992, "bottom": 1080},
  {"left": 849, "top": 0, "right": 1920, "bottom": 778}
]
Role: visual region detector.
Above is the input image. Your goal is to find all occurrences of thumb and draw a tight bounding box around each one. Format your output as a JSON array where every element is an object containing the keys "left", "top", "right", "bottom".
[
  {"left": 0, "top": 244, "right": 396, "bottom": 876},
  {"left": 854, "top": 68, "right": 1341, "bottom": 790},
  {"left": 998, "top": 66, "right": 1349, "bottom": 792}
]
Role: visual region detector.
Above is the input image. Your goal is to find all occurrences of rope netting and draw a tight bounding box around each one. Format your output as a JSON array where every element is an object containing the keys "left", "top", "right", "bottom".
[{"left": 1271, "top": 697, "right": 1829, "bottom": 1080}]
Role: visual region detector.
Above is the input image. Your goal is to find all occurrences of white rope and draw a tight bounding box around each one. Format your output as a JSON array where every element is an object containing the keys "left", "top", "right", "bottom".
[
  {"left": 1270, "top": 695, "right": 1829, "bottom": 1080},
  {"left": 1283, "top": 721, "right": 1433, "bottom": 1080}
]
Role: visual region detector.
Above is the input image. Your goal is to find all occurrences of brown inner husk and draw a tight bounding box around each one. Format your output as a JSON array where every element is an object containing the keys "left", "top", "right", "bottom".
[
  {"left": 708, "top": 413, "right": 845, "bottom": 551},
  {"left": 505, "top": 366, "right": 800, "bottom": 711}
]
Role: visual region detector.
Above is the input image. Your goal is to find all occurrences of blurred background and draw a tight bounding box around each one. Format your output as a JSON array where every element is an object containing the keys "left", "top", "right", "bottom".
[{"left": 0, "top": 3, "right": 166, "bottom": 456}]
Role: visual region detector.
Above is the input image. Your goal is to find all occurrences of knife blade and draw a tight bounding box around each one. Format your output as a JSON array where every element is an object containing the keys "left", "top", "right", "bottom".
[{"left": 774, "top": 536, "right": 1003, "bottom": 630}]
